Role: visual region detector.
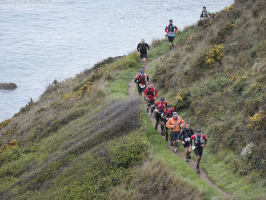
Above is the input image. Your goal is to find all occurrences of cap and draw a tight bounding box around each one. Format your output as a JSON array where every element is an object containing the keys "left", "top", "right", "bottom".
[
  {"left": 173, "top": 112, "right": 178, "bottom": 117},
  {"left": 160, "top": 97, "right": 165, "bottom": 101},
  {"left": 196, "top": 129, "right": 202, "bottom": 133}
]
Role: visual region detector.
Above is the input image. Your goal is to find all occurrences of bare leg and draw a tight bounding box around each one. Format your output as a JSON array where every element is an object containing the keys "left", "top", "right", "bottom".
[{"left": 196, "top": 155, "right": 201, "bottom": 173}]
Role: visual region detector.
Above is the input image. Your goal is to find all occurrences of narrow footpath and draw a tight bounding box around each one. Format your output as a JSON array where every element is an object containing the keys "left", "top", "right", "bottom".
[{"left": 128, "top": 54, "right": 232, "bottom": 200}]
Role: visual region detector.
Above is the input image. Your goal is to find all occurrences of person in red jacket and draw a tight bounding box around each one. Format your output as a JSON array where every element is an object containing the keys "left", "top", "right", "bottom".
[
  {"left": 165, "top": 19, "right": 178, "bottom": 51},
  {"left": 154, "top": 97, "right": 167, "bottom": 131},
  {"left": 191, "top": 129, "right": 207, "bottom": 173},
  {"left": 161, "top": 104, "right": 175, "bottom": 141},
  {"left": 144, "top": 84, "right": 158, "bottom": 115},
  {"left": 134, "top": 69, "right": 149, "bottom": 96}
]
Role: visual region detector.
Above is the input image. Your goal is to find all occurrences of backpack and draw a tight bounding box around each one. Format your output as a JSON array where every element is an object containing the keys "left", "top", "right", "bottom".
[
  {"left": 140, "top": 75, "right": 146, "bottom": 82},
  {"left": 139, "top": 43, "right": 147, "bottom": 53},
  {"left": 195, "top": 134, "right": 205, "bottom": 146},
  {"left": 201, "top": 10, "right": 208, "bottom": 18},
  {"left": 146, "top": 88, "right": 154, "bottom": 96},
  {"left": 167, "top": 25, "right": 175, "bottom": 33}
]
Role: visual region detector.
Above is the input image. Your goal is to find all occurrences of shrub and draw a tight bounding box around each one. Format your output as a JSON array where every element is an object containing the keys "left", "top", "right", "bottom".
[
  {"left": 173, "top": 88, "right": 191, "bottom": 110},
  {"left": 231, "top": 77, "right": 247, "bottom": 95},
  {"left": 205, "top": 45, "right": 225, "bottom": 67},
  {"left": 211, "top": 23, "right": 235, "bottom": 44}
]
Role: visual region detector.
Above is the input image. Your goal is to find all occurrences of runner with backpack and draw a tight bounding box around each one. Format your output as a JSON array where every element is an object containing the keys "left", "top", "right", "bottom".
[
  {"left": 180, "top": 123, "right": 194, "bottom": 162},
  {"left": 161, "top": 104, "right": 175, "bottom": 141},
  {"left": 165, "top": 19, "right": 178, "bottom": 51},
  {"left": 191, "top": 129, "right": 207, "bottom": 173},
  {"left": 134, "top": 69, "right": 149, "bottom": 96},
  {"left": 154, "top": 97, "right": 168, "bottom": 133},
  {"left": 200, "top": 6, "right": 209, "bottom": 20},
  {"left": 137, "top": 39, "right": 150, "bottom": 68},
  {"left": 144, "top": 84, "right": 158, "bottom": 115},
  {"left": 166, "top": 112, "right": 185, "bottom": 152}
]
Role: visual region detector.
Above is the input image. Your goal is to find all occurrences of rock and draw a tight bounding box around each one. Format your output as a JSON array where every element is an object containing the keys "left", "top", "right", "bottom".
[{"left": 0, "top": 83, "right": 17, "bottom": 90}]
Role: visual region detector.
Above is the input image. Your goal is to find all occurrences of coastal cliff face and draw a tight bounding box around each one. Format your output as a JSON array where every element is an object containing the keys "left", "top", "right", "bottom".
[
  {"left": 0, "top": 0, "right": 265, "bottom": 199},
  {"left": 0, "top": 83, "right": 17, "bottom": 90}
]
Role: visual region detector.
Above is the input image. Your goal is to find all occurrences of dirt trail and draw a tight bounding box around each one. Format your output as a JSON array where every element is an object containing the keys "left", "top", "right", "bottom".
[{"left": 128, "top": 54, "right": 232, "bottom": 200}]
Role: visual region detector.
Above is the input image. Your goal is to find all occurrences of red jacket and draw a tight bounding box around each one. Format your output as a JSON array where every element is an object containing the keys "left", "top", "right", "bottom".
[
  {"left": 164, "top": 108, "right": 175, "bottom": 118},
  {"left": 144, "top": 87, "right": 158, "bottom": 100},
  {"left": 155, "top": 101, "right": 167, "bottom": 112},
  {"left": 135, "top": 74, "right": 149, "bottom": 85}
]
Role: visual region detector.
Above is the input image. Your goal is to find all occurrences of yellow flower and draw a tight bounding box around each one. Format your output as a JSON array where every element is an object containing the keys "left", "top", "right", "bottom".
[
  {"left": 177, "top": 94, "right": 183, "bottom": 101},
  {"left": 249, "top": 109, "right": 263, "bottom": 122}
]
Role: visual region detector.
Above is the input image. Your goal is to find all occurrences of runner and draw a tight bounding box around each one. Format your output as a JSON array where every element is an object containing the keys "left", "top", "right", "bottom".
[
  {"left": 165, "top": 19, "right": 178, "bottom": 51},
  {"left": 154, "top": 97, "right": 167, "bottom": 132},
  {"left": 134, "top": 69, "right": 149, "bottom": 96},
  {"left": 144, "top": 84, "right": 158, "bottom": 115},
  {"left": 200, "top": 6, "right": 209, "bottom": 20},
  {"left": 180, "top": 123, "right": 194, "bottom": 162},
  {"left": 137, "top": 39, "right": 150, "bottom": 68},
  {"left": 161, "top": 104, "right": 175, "bottom": 141},
  {"left": 191, "top": 129, "right": 207, "bottom": 173},
  {"left": 166, "top": 112, "right": 185, "bottom": 152}
]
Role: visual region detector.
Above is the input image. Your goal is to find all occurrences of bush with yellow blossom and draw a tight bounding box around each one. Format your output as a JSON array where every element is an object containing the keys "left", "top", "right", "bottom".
[{"left": 205, "top": 45, "right": 225, "bottom": 67}]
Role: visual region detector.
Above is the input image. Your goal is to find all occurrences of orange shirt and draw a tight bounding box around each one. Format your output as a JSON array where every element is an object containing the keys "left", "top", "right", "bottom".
[{"left": 166, "top": 117, "right": 185, "bottom": 132}]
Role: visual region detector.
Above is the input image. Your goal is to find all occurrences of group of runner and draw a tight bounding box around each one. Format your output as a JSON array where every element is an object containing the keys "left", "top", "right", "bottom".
[
  {"left": 139, "top": 82, "right": 207, "bottom": 173},
  {"left": 137, "top": 7, "right": 209, "bottom": 68},
  {"left": 134, "top": 9, "right": 209, "bottom": 173}
]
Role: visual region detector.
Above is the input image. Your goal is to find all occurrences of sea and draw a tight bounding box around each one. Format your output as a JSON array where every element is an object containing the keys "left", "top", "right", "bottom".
[{"left": 0, "top": 0, "right": 234, "bottom": 121}]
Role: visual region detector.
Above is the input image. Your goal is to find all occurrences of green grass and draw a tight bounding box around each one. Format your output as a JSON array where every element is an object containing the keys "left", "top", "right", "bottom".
[
  {"left": 147, "top": 30, "right": 191, "bottom": 62},
  {"left": 201, "top": 149, "right": 266, "bottom": 200},
  {"left": 141, "top": 110, "right": 225, "bottom": 200},
  {"left": 106, "top": 67, "right": 140, "bottom": 99}
]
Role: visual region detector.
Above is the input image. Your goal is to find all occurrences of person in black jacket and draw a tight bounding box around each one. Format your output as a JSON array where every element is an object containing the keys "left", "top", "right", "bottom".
[
  {"left": 180, "top": 123, "right": 194, "bottom": 162},
  {"left": 137, "top": 39, "right": 150, "bottom": 67}
]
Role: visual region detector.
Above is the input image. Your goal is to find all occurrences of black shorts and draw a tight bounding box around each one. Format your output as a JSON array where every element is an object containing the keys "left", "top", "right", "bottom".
[
  {"left": 155, "top": 112, "right": 162, "bottom": 122},
  {"left": 170, "top": 132, "right": 180, "bottom": 141},
  {"left": 147, "top": 99, "right": 155, "bottom": 106},
  {"left": 140, "top": 53, "right": 147, "bottom": 59},
  {"left": 168, "top": 36, "right": 175, "bottom": 43},
  {"left": 183, "top": 142, "right": 190, "bottom": 148},
  {"left": 194, "top": 147, "right": 203, "bottom": 156}
]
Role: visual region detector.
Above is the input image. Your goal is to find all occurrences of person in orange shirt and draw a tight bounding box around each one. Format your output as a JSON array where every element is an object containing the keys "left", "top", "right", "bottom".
[{"left": 166, "top": 112, "right": 185, "bottom": 152}]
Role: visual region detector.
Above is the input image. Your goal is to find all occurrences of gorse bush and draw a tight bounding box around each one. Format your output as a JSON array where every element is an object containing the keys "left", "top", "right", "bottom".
[
  {"left": 205, "top": 45, "right": 225, "bottom": 66},
  {"left": 151, "top": 0, "right": 266, "bottom": 179},
  {"left": 173, "top": 88, "right": 191, "bottom": 110}
]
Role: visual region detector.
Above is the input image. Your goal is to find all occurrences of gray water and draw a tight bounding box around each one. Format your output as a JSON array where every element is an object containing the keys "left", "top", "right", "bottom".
[{"left": 0, "top": 0, "right": 233, "bottom": 121}]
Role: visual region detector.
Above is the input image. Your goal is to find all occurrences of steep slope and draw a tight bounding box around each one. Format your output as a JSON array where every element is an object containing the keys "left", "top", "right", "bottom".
[
  {"left": 145, "top": 0, "right": 266, "bottom": 199},
  {"left": 0, "top": 31, "right": 212, "bottom": 199},
  {"left": 0, "top": 0, "right": 265, "bottom": 199}
]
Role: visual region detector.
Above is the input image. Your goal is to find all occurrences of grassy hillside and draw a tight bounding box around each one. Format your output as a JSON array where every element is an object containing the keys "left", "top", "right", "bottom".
[
  {"left": 0, "top": 30, "right": 214, "bottom": 199},
  {"left": 0, "top": 0, "right": 265, "bottom": 199},
  {"left": 146, "top": 0, "right": 266, "bottom": 198}
]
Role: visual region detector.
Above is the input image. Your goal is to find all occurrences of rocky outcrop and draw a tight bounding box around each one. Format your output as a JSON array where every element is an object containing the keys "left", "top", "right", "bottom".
[{"left": 0, "top": 83, "right": 17, "bottom": 90}]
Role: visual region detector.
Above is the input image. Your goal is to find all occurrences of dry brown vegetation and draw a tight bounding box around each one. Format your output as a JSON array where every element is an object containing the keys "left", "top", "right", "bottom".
[{"left": 152, "top": 0, "right": 266, "bottom": 177}]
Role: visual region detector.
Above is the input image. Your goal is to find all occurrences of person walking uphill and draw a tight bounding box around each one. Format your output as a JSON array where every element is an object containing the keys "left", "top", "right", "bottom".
[
  {"left": 191, "top": 129, "right": 207, "bottom": 174},
  {"left": 144, "top": 84, "right": 158, "bottom": 115},
  {"left": 165, "top": 19, "right": 178, "bottom": 51},
  {"left": 166, "top": 112, "right": 185, "bottom": 152},
  {"left": 134, "top": 69, "right": 149, "bottom": 96},
  {"left": 137, "top": 39, "right": 150, "bottom": 68}
]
